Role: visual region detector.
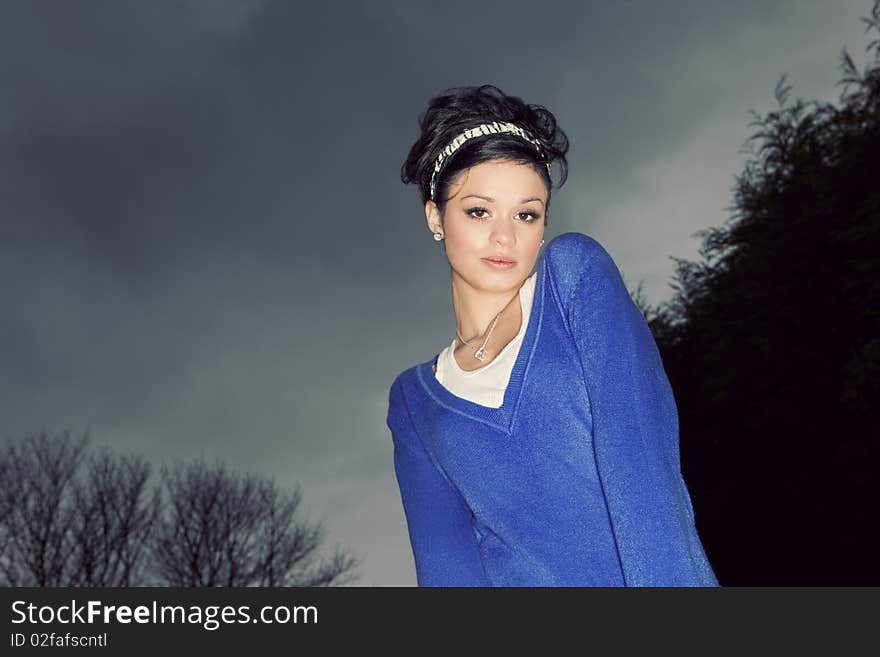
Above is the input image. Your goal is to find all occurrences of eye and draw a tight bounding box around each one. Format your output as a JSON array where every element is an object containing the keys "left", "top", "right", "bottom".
[
  {"left": 466, "top": 206, "right": 490, "bottom": 220},
  {"left": 467, "top": 206, "right": 541, "bottom": 222}
]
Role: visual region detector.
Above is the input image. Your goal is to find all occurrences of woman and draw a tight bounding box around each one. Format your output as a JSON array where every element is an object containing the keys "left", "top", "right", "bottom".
[{"left": 388, "top": 84, "right": 719, "bottom": 587}]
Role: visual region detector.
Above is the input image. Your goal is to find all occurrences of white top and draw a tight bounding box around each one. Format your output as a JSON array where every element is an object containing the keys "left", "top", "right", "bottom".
[{"left": 434, "top": 271, "right": 538, "bottom": 408}]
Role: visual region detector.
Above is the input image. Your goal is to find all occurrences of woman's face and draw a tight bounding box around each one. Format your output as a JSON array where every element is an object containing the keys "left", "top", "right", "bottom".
[{"left": 426, "top": 159, "right": 547, "bottom": 293}]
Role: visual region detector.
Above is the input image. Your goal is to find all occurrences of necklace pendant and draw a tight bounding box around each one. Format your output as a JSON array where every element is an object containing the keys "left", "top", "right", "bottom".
[{"left": 474, "top": 346, "right": 487, "bottom": 361}]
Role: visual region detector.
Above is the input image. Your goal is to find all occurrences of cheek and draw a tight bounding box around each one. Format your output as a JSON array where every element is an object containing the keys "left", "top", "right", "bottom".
[
  {"left": 445, "top": 224, "right": 481, "bottom": 252},
  {"left": 445, "top": 242, "right": 474, "bottom": 272},
  {"left": 444, "top": 235, "right": 484, "bottom": 276}
]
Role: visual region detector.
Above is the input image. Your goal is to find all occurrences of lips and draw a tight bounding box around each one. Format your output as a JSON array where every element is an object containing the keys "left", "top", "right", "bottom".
[{"left": 481, "top": 256, "right": 517, "bottom": 271}]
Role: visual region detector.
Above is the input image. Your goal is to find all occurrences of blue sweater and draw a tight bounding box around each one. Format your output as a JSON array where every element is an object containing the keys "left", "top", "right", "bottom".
[{"left": 387, "top": 231, "right": 719, "bottom": 586}]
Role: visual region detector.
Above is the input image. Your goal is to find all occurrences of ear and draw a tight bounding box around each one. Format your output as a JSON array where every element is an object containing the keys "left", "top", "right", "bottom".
[{"left": 425, "top": 199, "right": 442, "bottom": 234}]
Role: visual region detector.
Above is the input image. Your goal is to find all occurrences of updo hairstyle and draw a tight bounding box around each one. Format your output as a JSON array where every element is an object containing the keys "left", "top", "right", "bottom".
[{"left": 400, "top": 84, "right": 570, "bottom": 225}]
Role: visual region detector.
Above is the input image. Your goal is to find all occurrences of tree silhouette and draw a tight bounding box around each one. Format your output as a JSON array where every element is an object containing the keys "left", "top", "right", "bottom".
[
  {"left": 0, "top": 429, "right": 89, "bottom": 586},
  {"left": 67, "top": 446, "right": 159, "bottom": 586},
  {"left": 0, "top": 429, "right": 361, "bottom": 586},
  {"left": 152, "top": 460, "right": 360, "bottom": 586},
  {"left": 0, "top": 429, "right": 153, "bottom": 586},
  {"left": 643, "top": 1, "right": 880, "bottom": 584}
]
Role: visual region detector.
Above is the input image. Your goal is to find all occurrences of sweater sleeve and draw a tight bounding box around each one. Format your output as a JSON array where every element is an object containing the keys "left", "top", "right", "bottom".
[
  {"left": 561, "top": 235, "right": 719, "bottom": 586},
  {"left": 387, "top": 379, "right": 491, "bottom": 586}
]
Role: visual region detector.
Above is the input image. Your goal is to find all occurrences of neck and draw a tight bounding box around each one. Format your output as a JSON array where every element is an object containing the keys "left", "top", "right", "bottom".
[{"left": 450, "top": 271, "right": 527, "bottom": 340}]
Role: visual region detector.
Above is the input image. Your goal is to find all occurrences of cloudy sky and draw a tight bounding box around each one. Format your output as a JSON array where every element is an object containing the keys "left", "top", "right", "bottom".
[{"left": 1, "top": 1, "right": 873, "bottom": 585}]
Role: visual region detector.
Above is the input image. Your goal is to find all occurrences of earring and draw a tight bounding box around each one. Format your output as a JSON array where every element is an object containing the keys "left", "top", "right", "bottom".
[
  {"left": 434, "top": 232, "right": 443, "bottom": 241},
  {"left": 540, "top": 239, "right": 545, "bottom": 246}
]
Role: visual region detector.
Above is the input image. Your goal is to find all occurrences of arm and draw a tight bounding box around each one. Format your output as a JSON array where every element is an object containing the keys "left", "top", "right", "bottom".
[
  {"left": 559, "top": 234, "right": 719, "bottom": 586},
  {"left": 387, "top": 379, "right": 491, "bottom": 586}
]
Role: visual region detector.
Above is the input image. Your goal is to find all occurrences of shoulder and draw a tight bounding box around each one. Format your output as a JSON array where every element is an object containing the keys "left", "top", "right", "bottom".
[
  {"left": 544, "top": 231, "right": 622, "bottom": 304},
  {"left": 386, "top": 365, "right": 421, "bottom": 430},
  {"left": 389, "top": 364, "right": 420, "bottom": 401},
  {"left": 387, "top": 369, "right": 408, "bottom": 411},
  {"left": 545, "top": 231, "right": 619, "bottom": 278}
]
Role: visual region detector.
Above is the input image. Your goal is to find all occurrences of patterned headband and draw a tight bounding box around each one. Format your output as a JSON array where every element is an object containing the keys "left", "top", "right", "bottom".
[{"left": 429, "top": 120, "right": 551, "bottom": 200}]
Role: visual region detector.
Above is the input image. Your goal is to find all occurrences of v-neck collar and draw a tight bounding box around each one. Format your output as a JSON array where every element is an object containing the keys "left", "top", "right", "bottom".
[{"left": 415, "top": 250, "right": 547, "bottom": 435}]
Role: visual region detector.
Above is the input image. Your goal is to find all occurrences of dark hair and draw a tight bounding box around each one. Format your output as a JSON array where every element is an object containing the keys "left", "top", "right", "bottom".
[{"left": 400, "top": 84, "right": 570, "bottom": 224}]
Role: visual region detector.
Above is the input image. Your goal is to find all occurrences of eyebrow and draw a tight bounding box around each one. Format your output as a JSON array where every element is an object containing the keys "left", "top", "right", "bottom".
[{"left": 461, "top": 194, "right": 545, "bottom": 206}]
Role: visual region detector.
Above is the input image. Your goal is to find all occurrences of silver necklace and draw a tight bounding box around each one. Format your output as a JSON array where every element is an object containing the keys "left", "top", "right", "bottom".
[{"left": 455, "top": 283, "right": 523, "bottom": 362}]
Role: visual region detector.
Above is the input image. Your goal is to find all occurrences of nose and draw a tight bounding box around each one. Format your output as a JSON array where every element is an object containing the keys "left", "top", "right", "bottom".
[{"left": 489, "top": 223, "right": 515, "bottom": 247}]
